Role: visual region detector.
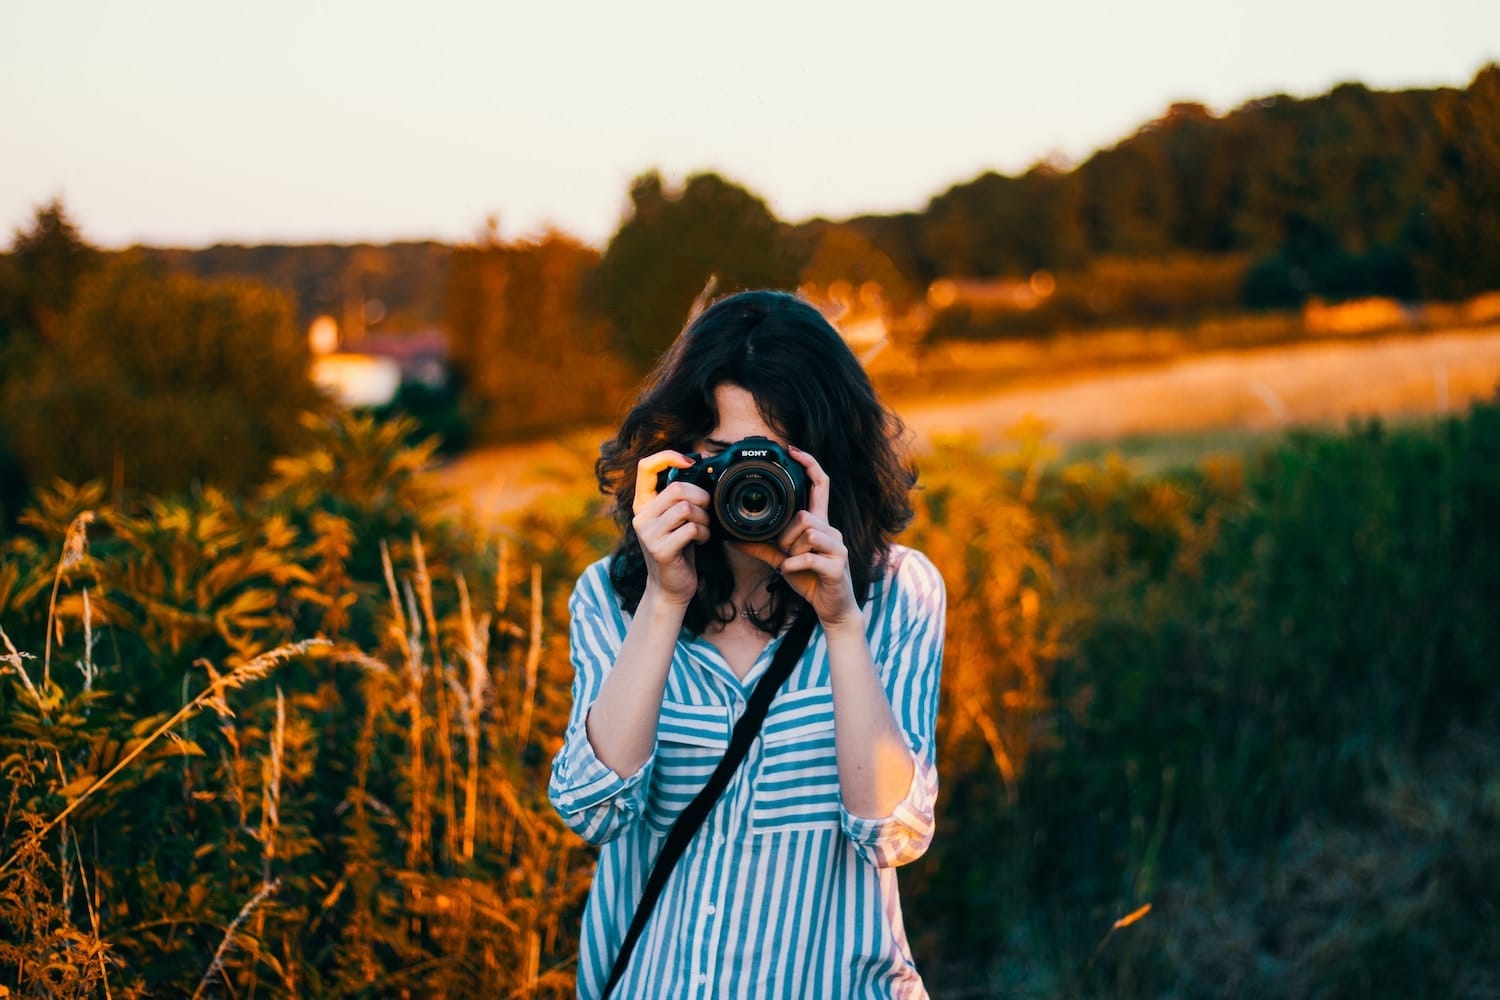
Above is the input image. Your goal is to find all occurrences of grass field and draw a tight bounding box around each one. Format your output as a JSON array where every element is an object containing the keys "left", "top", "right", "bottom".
[{"left": 429, "top": 323, "right": 1500, "bottom": 516}]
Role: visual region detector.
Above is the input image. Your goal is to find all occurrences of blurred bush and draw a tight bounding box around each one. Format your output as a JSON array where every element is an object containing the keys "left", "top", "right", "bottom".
[
  {"left": 447, "top": 231, "right": 635, "bottom": 440},
  {"left": 902, "top": 396, "right": 1500, "bottom": 995},
  {"left": 0, "top": 205, "right": 329, "bottom": 510}
]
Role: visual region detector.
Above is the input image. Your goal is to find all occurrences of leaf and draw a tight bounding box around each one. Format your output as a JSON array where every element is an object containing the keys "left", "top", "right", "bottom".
[
  {"left": 57, "top": 772, "right": 98, "bottom": 799},
  {"left": 130, "top": 713, "right": 170, "bottom": 738}
]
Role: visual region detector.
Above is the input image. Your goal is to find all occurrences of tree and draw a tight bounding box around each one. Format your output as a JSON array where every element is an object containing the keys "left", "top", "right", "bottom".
[
  {"left": 0, "top": 201, "right": 104, "bottom": 523},
  {"left": 596, "top": 171, "right": 800, "bottom": 366},
  {"left": 923, "top": 165, "right": 1082, "bottom": 278},
  {"left": 447, "top": 230, "right": 633, "bottom": 439},
  {"left": 0, "top": 199, "right": 101, "bottom": 344},
  {"left": 1417, "top": 63, "right": 1500, "bottom": 299},
  {"left": 2, "top": 255, "right": 328, "bottom": 497}
]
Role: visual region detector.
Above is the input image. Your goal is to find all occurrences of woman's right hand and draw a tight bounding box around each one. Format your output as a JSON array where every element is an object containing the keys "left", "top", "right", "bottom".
[{"left": 632, "top": 450, "right": 711, "bottom": 606}]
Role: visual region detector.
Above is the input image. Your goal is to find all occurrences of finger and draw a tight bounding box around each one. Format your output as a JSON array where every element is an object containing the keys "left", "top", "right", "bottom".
[
  {"left": 635, "top": 480, "right": 711, "bottom": 525},
  {"left": 664, "top": 520, "right": 710, "bottom": 552},
  {"left": 641, "top": 514, "right": 711, "bottom": 563},
  {"left": 787, "top": 445, "right": 831, "bottom": 521},
  {"left": 634, "top": 450, "right": 695, "bottom": 514},
  {"left": 778, "top": 551, "right": 845, "bottom": 580},
  {"left": 634, "top": 495, "right": 711, "bottom": 549},
  {"left": 775, "top": 512, "right": 840, "bottom": 560},
  {"left": 791, "top": 526, "right": 838, "bottom": 557},
  {"left": 727, "top": 540, "right": 787, "bottom": 571},
  {"left": 640, "top": 497, "right": 711, "bottom": 535}
]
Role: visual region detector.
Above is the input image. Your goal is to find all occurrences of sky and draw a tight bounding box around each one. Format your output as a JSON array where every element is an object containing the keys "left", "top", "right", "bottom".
[{"left": 3, "top": 0, "right": 1496, "bottom": 250}]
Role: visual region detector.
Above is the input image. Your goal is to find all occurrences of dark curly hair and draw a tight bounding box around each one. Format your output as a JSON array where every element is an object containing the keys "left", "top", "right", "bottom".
[{"left": 597, "top": 290, "right": 917, "bottom": 635}]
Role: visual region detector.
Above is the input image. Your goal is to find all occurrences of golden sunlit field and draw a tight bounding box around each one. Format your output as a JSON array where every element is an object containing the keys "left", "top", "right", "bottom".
[{"left": 431, "top": 323, "right": 1500, "bottom": 516}]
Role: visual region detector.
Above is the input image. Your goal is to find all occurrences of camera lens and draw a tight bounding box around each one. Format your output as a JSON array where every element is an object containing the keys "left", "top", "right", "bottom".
[
  {"left": 716, "top": 465, "right": 793, "bottom": 541},
  {"left": 737, "top": 485, "right": 770, "bottom": 517}
]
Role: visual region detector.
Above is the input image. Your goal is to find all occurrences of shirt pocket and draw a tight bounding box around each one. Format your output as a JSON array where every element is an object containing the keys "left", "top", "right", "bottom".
[
  {"left": 752, "top": 685, "right": 841, "bottom": 834},
  {"left": 647, "top": 699, "right": 730, "bottom": 836}
]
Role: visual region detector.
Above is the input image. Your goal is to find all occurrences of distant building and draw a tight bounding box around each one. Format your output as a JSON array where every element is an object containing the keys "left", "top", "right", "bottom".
[{"left": 309, "top": 316, "right": 450, "bottom": 408}]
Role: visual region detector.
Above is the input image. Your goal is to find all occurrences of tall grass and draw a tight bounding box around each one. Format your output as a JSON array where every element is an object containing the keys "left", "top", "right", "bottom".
[
  {"left": 0, "top": 414, "right": 594, "bottom": 996},
  {"left": 3, "top": 397, "right": 1498, "bottom": 995}
]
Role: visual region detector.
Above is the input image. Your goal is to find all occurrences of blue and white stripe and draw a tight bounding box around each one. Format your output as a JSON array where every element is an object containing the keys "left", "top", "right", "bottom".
[{"left": 550, "top": 546, "right": 946, "bottom": 999}]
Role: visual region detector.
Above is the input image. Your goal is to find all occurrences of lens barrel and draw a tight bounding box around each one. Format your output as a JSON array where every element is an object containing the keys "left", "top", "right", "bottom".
[{"left": 714, "top": 460, "right": 798, "bottom": 541}]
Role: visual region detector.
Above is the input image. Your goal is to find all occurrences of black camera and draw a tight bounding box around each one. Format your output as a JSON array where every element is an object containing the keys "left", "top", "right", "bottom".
[{"left": 656, "top": 436, "right": 811, "bottom": 542}]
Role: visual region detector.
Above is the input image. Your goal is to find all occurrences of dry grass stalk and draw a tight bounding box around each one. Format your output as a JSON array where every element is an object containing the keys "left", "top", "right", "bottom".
[
  {"left": 0, "top": 638, "right": 326, "bottom": 878},
  {"left": 400, "top": 579, "right": 427, "bottom": 868},
  {"left": 245, "top": 687, "right": 286, "bottom": 1000},
  {"left": 190, "top": 876, "right": 281, "bottom": 1000},
  {"left": 523, "top": 929, "right": 541, "bottom": 994},
  {"left": 962, "top": 694, "right": 1019, "bottom": 807},
  {"left": 379, "top": 539, "right": 409, "bottom": 655},
  {"left": 43, "top": 510, "right": 95, "bottom": 689},
  {"left": 260, "top": 687, "right": 285, "bottom": 880},
  {"left": 454, "top": 573, "right": 491, "bottom": 863},
  {"left": 0, "top": 625, "right": 43, "bottom": 707},
  {"left": 79, "top": 587, "right": 97, "bottom": 691},
  {"left": 516, "top": 562, "right": 543, "bottom": 750},
  {"left": 412, "top": 533, "right": 461, "bottom": 868},
  {"left": 495, "top": 536, "right": 510, "bottom": 617},
  {"left": 382, "top": 539, "right": 429, "bottom": 868},
  {"left": 68, "top": 827, "right": 114, "bottom": 999},
  {"left": 498, "top": 563, "right": 545, "bottom": 860}
]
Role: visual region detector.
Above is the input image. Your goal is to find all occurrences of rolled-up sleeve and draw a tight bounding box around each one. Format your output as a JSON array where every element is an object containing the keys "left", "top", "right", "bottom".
[
  {"left": 839, "top": 549, "right": 946, "bottom": 868},
  {"left": 549, "top": 564, "right": 654, "bottom": 845}
]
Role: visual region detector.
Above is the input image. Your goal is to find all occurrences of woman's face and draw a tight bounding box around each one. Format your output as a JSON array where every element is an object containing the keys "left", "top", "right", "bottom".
[{"left": 697, "top": 383, "right": 788, "bottom": 455}]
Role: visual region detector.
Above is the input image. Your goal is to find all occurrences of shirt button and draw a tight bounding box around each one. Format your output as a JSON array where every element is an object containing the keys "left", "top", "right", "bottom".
[
  {"left": 714, "top": 834, "right": 727, "bottom": 845},
  {"left": 695, "top": 973, "right": 709, "bottom": 985},
  {"left": 705, "top": 904, "right": 716, "bottom": 915}
]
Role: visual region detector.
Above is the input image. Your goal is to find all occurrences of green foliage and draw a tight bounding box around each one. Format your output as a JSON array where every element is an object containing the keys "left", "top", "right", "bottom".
[
  {"left": 0, "top": 200, "right": 101, "bottom": 343},
  {"left": 597, "top": 171, "right": 802, "bottom": 366},
  {"left": 0, "top": 413, "right": 594, "bottom": 997},
  {"left": 0, "top": 202, "right": 105, "bottom": 527},
  {"left": 905, "top": 398, "right": 1500, "bottom": 995},
  {"left": 1417, "top": 64, "right": 1500, "bottom": 300},
  {"left": 1, "top": 254, "right": 328, "bottom": 498},
  {"left": 924, "top": 164, "right": 1086, "bottom": 277}
]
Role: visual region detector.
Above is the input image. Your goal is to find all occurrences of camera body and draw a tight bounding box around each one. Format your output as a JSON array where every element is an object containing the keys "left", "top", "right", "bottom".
[{"left": 657, "top": 436, "right": 810, "bottom": 542}]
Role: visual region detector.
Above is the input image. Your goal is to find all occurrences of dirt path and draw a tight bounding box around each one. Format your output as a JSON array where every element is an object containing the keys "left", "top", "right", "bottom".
[
  {"left": 430, "top": 325, "right": 1500, "bottom": 517},
  {"left": 898, "top": 325, "right": 1500, "bottom": 447}
]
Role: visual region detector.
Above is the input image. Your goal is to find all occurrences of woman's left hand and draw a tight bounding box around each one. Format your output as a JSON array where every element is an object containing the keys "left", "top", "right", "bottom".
[{"left": 731, "top": 445, "right": 860, "bottom": 629}]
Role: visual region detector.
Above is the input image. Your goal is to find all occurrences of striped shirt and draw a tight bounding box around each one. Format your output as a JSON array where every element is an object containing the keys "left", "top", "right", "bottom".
[{"left": 549, "top": 545, "right": 946, "bottom": 999}]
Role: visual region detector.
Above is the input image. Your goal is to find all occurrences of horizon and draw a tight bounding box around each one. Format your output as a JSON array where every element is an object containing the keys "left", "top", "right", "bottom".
[{"left": 4, "top": 0, "right": 1496, "bottom": 251}]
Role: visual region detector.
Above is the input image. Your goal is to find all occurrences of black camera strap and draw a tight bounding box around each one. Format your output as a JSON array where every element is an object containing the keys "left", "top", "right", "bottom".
[{"left": 601, "top": 613, "right": 817, "bottom": 999}]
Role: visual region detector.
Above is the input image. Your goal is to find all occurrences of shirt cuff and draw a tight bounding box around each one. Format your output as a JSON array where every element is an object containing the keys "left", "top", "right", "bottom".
[{"left": 550, "top": 712, "right": 654, "bottom": 817}]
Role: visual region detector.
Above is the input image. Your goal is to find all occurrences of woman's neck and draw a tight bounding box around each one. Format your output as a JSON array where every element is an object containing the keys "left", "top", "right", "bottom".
[{"left": 723, "top": 544, "right": 776, "bottom": 609}]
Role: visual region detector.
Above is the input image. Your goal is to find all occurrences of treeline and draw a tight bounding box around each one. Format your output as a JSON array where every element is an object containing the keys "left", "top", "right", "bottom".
[
  {"left": 3, "top": 396, "right": 1497, "bottom": 995},
  {"left": 140, "top": 241, "right": 452, "bottom": 333},
  {"left": 136, "top": 64, "right": 1500, "bottom": 328}
]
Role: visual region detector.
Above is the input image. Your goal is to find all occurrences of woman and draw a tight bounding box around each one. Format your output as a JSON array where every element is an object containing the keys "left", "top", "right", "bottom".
[{"left": 549, "top": 290, "right": 945, "bottom": 998}]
